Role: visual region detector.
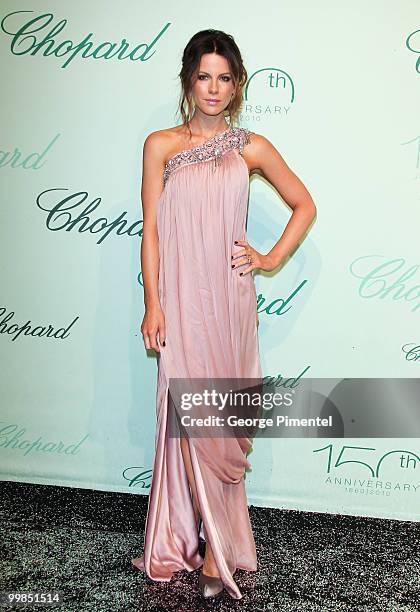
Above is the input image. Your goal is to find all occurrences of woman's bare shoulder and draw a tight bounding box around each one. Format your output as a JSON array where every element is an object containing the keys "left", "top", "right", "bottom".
[
  {"left": 246, "top": 130, "right": 279, "bottom": 156},
  {"left": 143, "top": 125, "right": 188, "bottom": 163},
  {"left": 246, "top": 129, "right": 270, "bottom": 146},
  {"left": 241, "top": 129, "right": 280, "bottom": 174}
]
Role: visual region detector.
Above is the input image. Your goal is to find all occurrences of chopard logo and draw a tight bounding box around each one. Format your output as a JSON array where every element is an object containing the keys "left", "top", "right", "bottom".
[
  {"left": 0, "top": 307, "right": 78, "bottom": 342},
  {"left": 36, "top": 187, "right": 142, "bottom": 244},
  {"left": 0, "top": 424, "right": 89, "bottom": 456},
  {"left": 257, "top": 280, "right": 307, "bottom": 316},
  {"left": 0, "top": 134, "right": 60, "bottom": 171},
  {"left": 349, "top": 255, "right": 420, "bottom": 313},
  {"left": 263, "top": 365, "right": 310, "bottom": 389},
  {"left": 1, "top": 10, "right": 171, "bottom": 68},
  {"left": 406, "top": 27, "right": 420, "bottom": 73},
  {"left": 123, "top": 467, "right": 152, "bottom": 489},
  {"left": 401, "top": 343, "right": 420, "bottom": 362}
]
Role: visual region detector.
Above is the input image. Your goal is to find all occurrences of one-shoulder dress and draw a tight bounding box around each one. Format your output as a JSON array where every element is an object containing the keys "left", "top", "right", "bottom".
[{"left": 132, "top": 125, "right": 263, "bottom": 600}]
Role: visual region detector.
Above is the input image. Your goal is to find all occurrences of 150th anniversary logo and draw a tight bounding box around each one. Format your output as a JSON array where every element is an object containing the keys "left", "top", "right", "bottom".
[
  {"left": 240, "top": 67, "right": 296, "bottom": 125},
  {"left": 315, "top": 443, "right": 420, "bottom": 498}
]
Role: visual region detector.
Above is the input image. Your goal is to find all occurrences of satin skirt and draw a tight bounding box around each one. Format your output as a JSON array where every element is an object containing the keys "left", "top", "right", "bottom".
[{"left": 132, "top": 149, "right": 262, "bottom": 600}]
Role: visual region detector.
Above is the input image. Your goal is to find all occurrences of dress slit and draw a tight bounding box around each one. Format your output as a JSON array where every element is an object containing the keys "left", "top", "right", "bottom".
[{"left": 133, "top": 127, "right": 261, "bottom": 600}]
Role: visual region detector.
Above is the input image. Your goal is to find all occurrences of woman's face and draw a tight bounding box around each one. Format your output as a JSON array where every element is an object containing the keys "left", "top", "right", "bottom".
[{"left": 190, "top": 52, "right": 235, "bottom": 116}]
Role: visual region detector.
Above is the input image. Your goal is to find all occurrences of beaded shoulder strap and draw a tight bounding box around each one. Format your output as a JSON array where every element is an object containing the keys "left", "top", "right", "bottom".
[{"left": 163, "top": 126, "right": 252, "bottom": 185}]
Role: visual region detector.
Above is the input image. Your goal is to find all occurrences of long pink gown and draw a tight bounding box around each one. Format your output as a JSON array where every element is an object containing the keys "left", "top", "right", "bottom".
[{"left": 133, "top": 125, "right": 262, "bottom": 600}]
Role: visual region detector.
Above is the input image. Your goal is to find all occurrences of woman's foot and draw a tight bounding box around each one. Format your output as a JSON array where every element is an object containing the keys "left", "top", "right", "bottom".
[
  {"left": 131, "top": 556, "right": 145, "bottom": 570},
  {"left": 199, "top": 570, "right": 224, "bottom": 599}
]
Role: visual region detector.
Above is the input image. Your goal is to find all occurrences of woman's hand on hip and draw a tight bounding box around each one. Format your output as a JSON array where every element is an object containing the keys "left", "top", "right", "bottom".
[{"left": 231, "top": 239, "right": 276, "bottom": 274}]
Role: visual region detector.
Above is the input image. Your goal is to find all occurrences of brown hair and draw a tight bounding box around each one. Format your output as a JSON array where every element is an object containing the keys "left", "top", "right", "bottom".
[{"left": 176, "top": 29, "right": 247, "bottom": 137}]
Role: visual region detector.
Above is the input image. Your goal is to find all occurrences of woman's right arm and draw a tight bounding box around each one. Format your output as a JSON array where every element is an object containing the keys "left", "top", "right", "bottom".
[{"left": 140, "top": 131, "right": 167, "bottom": 353}]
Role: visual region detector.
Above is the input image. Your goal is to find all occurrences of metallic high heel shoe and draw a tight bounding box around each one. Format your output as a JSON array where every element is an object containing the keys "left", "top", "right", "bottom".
[
  {"left": 198, "top": 570, "right": 224, "bottom": 599},
  {"left": 131, "top": 556, "right": 145, "bottom": 571}
]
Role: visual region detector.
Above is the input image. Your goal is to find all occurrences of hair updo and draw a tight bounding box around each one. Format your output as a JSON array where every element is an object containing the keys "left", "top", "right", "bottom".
[{"left": 177, "top": 29, "right": 247, "bottom": 136}]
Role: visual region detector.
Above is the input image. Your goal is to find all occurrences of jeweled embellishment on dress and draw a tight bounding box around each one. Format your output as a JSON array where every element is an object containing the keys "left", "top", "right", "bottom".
[{"left": 163, "top": 126, "right": 251, "bottom": 184}]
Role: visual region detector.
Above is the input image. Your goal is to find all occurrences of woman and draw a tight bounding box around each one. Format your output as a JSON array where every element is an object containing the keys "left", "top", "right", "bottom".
[{"left": 132, "top": 29, "right": 316, "bottom": 600}]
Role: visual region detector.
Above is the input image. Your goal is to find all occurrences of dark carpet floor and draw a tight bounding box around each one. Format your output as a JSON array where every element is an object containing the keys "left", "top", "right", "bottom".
[{"left": 0, "top": 480, "right": 419, "bottom": 611}]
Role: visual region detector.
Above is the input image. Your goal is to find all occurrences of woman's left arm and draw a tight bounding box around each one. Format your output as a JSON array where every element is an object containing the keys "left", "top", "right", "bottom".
[{"left": 237, "top": 133, "right": 317, "bottom": 274}]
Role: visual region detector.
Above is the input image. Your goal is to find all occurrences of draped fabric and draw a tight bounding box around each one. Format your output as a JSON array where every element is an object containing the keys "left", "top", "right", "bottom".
[{"left": 133, "top": 127, "right": 262, "bottom": 600}]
